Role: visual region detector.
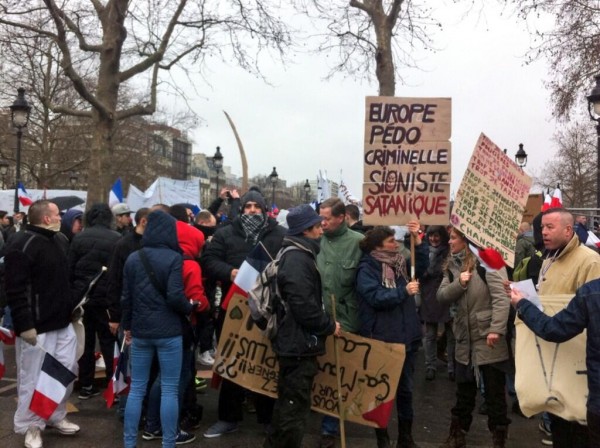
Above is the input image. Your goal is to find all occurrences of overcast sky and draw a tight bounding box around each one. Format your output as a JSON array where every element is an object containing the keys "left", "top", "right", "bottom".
[{"left": 179, "top": 2, "right": 562, "bottom": 201}]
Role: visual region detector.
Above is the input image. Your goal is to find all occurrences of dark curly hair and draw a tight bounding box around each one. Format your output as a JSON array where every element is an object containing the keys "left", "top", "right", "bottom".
[{"left": 359, "top": 226, "right": 395, "bottom": 252}]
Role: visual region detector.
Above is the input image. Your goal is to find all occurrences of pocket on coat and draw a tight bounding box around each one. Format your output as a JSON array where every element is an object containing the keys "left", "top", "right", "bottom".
[{"left": 475, "top": 309, "right": 493, "bottom": 337}]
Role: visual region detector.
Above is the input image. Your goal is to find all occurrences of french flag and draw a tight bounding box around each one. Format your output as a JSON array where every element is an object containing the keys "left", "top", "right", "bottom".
[
  {"left": 29, "top": 352, "right": 76, "bottom": 420},
  {"left": 108, "top": 178, "right": 123, "bottom": 208},
  {"left": 541, "top": 189, "right": 551, "bottom": 212},
  {"left": 550, "top": 184, "right": 562, "bottom": 209},
  {"left": 0, "top": 326, "right": 16, "bottom": 379},
  {"left": 220, "top": 242, "right": 272, "bottom": 311},
  {"left": 468, "top": 244, "right": 505, "bottom": 272},
  {"left": 17, "top": 182, "right": 33, "bottom": 207},
  {"left": 103, "top": 342, "right": 130, "bottom": 408}
]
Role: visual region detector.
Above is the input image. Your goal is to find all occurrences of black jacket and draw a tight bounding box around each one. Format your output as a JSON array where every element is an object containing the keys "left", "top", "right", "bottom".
[
  {"left": 69, "top": 205, "right": 121, "bottom": 308},
  {"left": 272, "top": 236, "right": 335, "bottom": 357},
  {"left": 5, "top": 225, "right": 76, "bottom": 335},
  {"left": 200, "top": 216, "right": 285, "bottom": 295},
  {"left": 106, "top": 231, "right": 143, "bottom": 323}
]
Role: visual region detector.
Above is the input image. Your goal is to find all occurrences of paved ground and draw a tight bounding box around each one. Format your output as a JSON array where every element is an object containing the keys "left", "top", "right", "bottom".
[{"left": 0, "top": 343, "right": 546, "bottom": 447}]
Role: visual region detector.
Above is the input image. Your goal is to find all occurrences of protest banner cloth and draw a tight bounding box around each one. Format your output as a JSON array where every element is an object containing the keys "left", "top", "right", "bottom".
[
  {"left": 362, "top": 96, "right": 452, "bottom": 226},
  {"left": 214, "top": 294, "right": 406, "bottom": 428},
  {"left": 450, "top": 133, "right": 532, "bottom": 268},
  {"left": 515, "top": 294, "right": 587, "bottom": 423}
]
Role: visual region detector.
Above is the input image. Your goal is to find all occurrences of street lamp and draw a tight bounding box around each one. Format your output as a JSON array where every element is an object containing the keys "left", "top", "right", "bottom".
[
  {"left": 0, "top": 161, "right": 8, "bottom": 190},
  {"left": 269, "top": 166, "right": 278, "bottom": 208},
  {"left": 304, "top": 179, "right": 311, "bottom": 203},
  {"left": 10, "top": 88, "right": 31, "bottom": 213},
  {"left": 587, "top": 74, "right": 600, "bottom": 209},
  {"left": 515, "top": 143, "right": 528, "bottom": 168},
  {"left": 213, "top": 146, "right": 223, "bottom": 200}
]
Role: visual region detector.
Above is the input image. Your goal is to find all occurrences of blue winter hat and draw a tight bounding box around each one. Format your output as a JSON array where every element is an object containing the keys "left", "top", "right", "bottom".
[{"left": 286, "top": 204, "right": 323, "bottom": 235}]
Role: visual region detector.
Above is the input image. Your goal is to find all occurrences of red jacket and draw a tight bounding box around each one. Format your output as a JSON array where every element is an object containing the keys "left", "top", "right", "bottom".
[{"left": 176, "top": 221, "right": 209, "bottom": 313}]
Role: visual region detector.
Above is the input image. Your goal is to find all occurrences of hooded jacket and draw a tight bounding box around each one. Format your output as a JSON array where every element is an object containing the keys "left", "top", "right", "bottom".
[
  {"left": 60, "top": 209, "right": 83, "bottom": 242},
  {"left": 175, "top": 221, "right": 209, "bottom": 312},
  {"left": 121, "top": 211, "right": 193, "bottom": 339},
  {"left": 69, "top": 203, "right": 121, "bottom": 307},
  {"left": 272, "top": 236, "right": 335, "bottom": 357}
]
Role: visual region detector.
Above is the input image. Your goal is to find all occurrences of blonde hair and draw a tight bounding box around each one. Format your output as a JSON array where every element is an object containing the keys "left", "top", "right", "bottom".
[{"left": 444, "top": 226, "right": 476, "bottom": 273}]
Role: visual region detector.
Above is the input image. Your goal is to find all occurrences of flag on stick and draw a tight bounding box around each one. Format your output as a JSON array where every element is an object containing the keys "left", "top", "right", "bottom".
[
  {"left": 103, "top": 341, "right": 130, "bottom": 408},
  {"left": 17, "top": 182, "right": 33, "bottom": 207},
  {"left": 109, "top": 178, "right": 124, "bottom": 208},
  {"left": 29, "top": 352, "right": 76, "bottom": 419}
]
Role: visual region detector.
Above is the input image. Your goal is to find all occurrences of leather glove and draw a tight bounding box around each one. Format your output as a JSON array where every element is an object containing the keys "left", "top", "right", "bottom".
[
  {"left": 71, "top": 306, "right": 84, "bottom": 322},
  {"left": 20, "top": 328, "right": 37, "bottom": 346}
]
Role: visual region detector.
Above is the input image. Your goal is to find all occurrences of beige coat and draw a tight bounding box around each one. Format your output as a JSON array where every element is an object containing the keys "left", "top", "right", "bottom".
[
  {"left": 437, "top": 257, "right": 510, "bottom": 367},
  {"left": 538, "top": 235, "right": 600, "bottom": 295}
]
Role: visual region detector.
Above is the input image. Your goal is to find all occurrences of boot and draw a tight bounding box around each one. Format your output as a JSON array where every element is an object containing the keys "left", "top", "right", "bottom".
[
  {"left": 396, "top": 420, "right": 420, "bottom": 448},
  {"left": 492, "top": 425, "right": 508, "bottom": 448},
  {"left": 439, "top": 416, "right": 466, "bottom": 448},
  {"left": 375, "top": 428, "right": 391, "bottom": 448}
]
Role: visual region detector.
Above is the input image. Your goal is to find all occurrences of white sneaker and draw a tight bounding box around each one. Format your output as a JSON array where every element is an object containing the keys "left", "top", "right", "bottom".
[
  {"left": 24, "top": 426, "right": 42, "bottom": 448},
  {"left": 48, "top": 418, "right": 80, "bottom": 435},
  {"left": 198, "top": 351, "right": 215, "bottom": 366}
]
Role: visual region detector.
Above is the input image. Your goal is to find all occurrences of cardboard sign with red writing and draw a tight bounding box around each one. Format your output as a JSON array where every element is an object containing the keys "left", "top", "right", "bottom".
[
  {"left": 362, "top": 96, "right": 452, "bottom": 226},
  {"left": 450, "top": 133, "right": 532, "bottom": 267},
  {"left": 214, "top": 294, "right": 406, "bottom": 428}
]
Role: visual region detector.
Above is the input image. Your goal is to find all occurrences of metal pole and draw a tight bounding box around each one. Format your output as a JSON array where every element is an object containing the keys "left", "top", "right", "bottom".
[
  {"left": 215, "top": 171, "right": 220, "bottom": 200},
  {"left": 14, "top": 127, "right": 22, "bottom": 213},
  {"left": 272, "top": 184, "right": 275, "bottom": 207}
]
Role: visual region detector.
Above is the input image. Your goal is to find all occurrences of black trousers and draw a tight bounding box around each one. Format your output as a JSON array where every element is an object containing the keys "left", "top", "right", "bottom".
[
  {"left": 264, "top": 356, "right": 318, "bottom": 448},
  {"left": 588, "top": 410, "right": 600, "bottom": 447},
  {"left": 78, "top": 305, "right": 116, "bottom": 387},
  {"left": 451, "top": 362, "right": 511, "bottom": 432},
  {"left": 550, "top": 413, "right": 590, "bottom": 447}
]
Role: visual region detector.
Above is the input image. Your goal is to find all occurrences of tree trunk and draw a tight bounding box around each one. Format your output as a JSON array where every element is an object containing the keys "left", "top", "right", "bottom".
[
  {"left": 87, "top": 115, "right": 115, "bottom": 204},
  {"left": 374, "top": 16, "right": 395, "bottom": 96}
]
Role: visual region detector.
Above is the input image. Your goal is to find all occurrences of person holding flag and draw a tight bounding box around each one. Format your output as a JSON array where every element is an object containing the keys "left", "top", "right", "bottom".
[
  {"left": 4, "top": 200, "right": 81, "bottom": 448},
  {"left": 200, "top": 187, "right": 285, "bottom": 438}
]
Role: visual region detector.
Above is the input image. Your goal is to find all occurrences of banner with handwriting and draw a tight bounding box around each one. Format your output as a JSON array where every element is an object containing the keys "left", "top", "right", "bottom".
[
  {"left": 362, "top": 96, "right": 452, "bottom": 225},
  {"left": 451, "top": 133, "right": 531, "bottom": 267},
  {"left": 214, "top": 294, "right": 406, "bottom": 428}
]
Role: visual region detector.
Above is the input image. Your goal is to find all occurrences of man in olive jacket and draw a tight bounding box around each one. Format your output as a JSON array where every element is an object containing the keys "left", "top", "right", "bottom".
[
  {"left": 316, "top": 197, "right": 363, "bottom": 447},
  {"left": 265, "top": 205, "right": 340, "bottom": 448}
]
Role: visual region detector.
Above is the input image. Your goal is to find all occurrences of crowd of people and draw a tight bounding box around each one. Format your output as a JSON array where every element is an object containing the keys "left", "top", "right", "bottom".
[{"left": 0, "top": 188, "right": 599, "bottom": 448}]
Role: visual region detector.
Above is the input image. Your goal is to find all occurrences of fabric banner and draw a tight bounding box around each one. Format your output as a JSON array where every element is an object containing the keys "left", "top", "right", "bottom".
[
  {"left": 215, "top": 294, "right": 406, "bottom": 428},
  {"left": 126, "top": 177, "right": 201, "bottom": 211},
  {"left": 451, "top": 133, "right": 532, "bottom": 268},
  {"left": 515, "top": 294, "right": 587, "bottom": 423}
]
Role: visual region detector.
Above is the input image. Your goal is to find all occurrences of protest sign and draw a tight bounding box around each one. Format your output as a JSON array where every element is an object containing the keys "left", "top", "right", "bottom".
[
  {"left": 515, "top": 294, "right": 587, "bottom": 423},
  {"left": 214, "top": 294, "right": 406, "bottom": 428},
  {"left": 450, "top": 133, "right": 532, "bottom": 267},
  {"left": 362, "top": 96, "right": 452, "bottom": 226}
]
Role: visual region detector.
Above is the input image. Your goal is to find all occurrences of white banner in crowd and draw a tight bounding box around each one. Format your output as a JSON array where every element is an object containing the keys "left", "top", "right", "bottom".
[
  {"left": 126, "top": 177, "right": 201, "bottom": 211},
  {"left": 0, "top": 189, "right": 87, "bottom": 213}
]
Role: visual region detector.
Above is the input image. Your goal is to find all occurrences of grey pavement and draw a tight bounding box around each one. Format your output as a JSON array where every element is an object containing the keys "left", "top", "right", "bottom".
[{"left": 0, "top": 343, "right": 546, "bottom": 447}]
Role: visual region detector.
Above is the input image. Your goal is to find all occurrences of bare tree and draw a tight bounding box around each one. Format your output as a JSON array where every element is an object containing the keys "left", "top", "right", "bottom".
[
  {"left": 295, "top": 0, "right": 439, "bottom": 95},
  {"left": 0, "top": 1, "right": 290, "bottom": 203},
  {"left": 508, "top": 1, "right": 600, "bottom": 119},
  {"left": 536, "top": 120, "right": 597, "bottom": 207}
]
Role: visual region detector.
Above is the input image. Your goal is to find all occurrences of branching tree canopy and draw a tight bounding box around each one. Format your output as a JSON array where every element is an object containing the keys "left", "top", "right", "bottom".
[
  {"left": 537, "top": 120, "right": 597, "bottom": 208},
  {"left": 0, "top": 0, "right": 290, "bottom": 203},
  {"left": 510, "top": 1, "right": 600, "bottom": 119},
  {"left": 294, "top": 0, "right": 440, "bottom": 96}
]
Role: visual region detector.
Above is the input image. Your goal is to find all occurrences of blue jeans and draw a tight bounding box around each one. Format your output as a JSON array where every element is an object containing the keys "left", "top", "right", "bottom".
[
  {"left": 124, "top": 336, "right": 182, "bottom": 448},
  {"left": 145, "top": 346, "right": 193, "bottom": 432}
]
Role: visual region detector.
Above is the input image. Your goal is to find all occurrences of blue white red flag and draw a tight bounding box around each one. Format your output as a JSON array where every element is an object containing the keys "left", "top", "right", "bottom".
[
  {"left": 221, "top": 242, "right": 272, "bottom": 310},
  {"left": 109, "top": 178, "right": 124, "bottom": 208},
  {"left": 17, "top": 182, "right": 33, "bottom": 207},
  {"left": 103, "top": 342, "right": 130, "bottom": 408},
  {"left": 29, "top": 352, "right": 76, "bottom": 419}
]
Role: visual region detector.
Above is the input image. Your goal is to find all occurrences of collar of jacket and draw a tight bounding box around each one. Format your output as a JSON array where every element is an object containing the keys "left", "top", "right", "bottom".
[
  {"left": 324, "top": 221, "right": 349, "bottom": 239},
  {"left": 283, "top": 235, "right": 320, "bottom": 257},
  {"left": 26, "top": 223, "right": 58, "bottom": 239},
  {"left": 549, "top": 234, "right": 580, "bottom": 261}
]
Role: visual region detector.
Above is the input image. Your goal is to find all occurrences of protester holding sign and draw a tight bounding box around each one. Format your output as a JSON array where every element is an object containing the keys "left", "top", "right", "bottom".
[
  {"left": 264, "top": 205, "right": 340, "bottom": 448},
  {"left": 356, "top": 222, "right": 427, "bottom": 448},
  {"left": 437, "top": 227, "right": 511, "bottom": 448}
]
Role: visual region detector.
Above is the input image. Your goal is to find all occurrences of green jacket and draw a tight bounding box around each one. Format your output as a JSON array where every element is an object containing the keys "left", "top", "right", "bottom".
[{"left": 317, "top": 223, "right": 363, "bottom": 333}]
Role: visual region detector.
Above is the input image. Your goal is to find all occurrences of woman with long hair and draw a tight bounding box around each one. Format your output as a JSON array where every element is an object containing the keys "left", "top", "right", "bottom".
[
  {"left": 437, "top": 227, "right": 511, "bottom": 448},
  {"left": 356, "top": 223, "right": 427, "bottom": 448}
]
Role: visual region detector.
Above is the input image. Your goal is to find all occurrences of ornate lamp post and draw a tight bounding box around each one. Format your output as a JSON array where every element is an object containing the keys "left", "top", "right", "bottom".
[
  {"left": 269, "top": 166, "right": 278, "bottom": 208},
  {"left": 9, "top": 88, "right": 31, "bottom": 213},
  {"left": 587, "top": 74, "right": 600, "bottom": 209},
  {"left": 303, "top": 178, "right": 311, "bottom": 203},
  {"left": 213, "top": 146, "right": 223, "bottom": 200},
  {"left": 0, "top": 161, "right": 8, "bottom": 190},
  {"left": 515, "top": 143, "right": 528, "bottom": 168}
]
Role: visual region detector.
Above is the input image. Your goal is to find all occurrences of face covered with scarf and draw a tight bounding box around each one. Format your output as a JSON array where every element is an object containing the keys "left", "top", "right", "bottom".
[{"left": 240, "top": 200, "right": 267, "bottom": 245}]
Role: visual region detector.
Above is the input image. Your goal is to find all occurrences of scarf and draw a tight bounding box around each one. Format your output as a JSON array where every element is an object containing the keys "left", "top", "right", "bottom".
[
  {"left": 451, "top": 249, "right": 466, "bottom": 269},
  {"left": 370, "top": 249, "right": 408, "bottom": 288},
  {"left": 240, "top": 213, "right": 267, "bottom": 245}
]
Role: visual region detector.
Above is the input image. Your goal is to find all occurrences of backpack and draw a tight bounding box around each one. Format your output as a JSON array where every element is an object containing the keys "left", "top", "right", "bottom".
[
  {"left": 248, "top": 246, "right": 299, "bottom": 340},
  {"left": 513, "top": 250, "right": 543, "bottom": 283}
]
